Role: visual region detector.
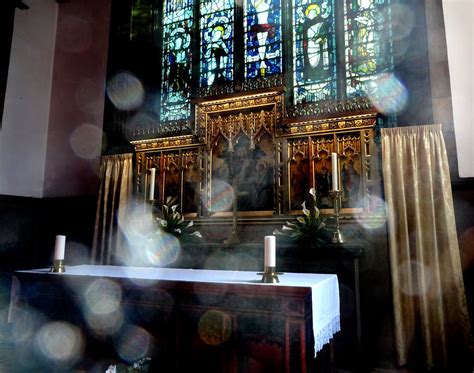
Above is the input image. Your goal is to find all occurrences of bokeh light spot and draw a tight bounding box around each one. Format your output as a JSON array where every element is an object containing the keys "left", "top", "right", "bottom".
[
  {"left": 69, "top": 123, "right": 102, "bottom": 160},
  {"left": 208, "top": 179, "right": 234, "bottom": 212},
  {"left": 118, "top": 205, "right": 157, "bottom": 265},
  {"left": 115, "top": 325, "right": 153, "bottom": 363},
  {"left": 107, "top": 72, "right": 145, "bottom": 111},
  {"left": 85, "top": 309, "right": 124, "bottom": 336},
  {"left": 367, "top": 73, "right": 408, "bottom": 115},
  {"left": 143, "top": 231, "right": 181, "bottom": 267},
  {"left": 354, "top": 196, "right": 387, "bottom": 230},
  {"left": 34, "top": 321, "right": 84, "bottom": 365},
  {"left": 198, "top": 310, "right": 232, "bottom": 346},
  {"left": 84, "top": 279, "right": 122, "bottom": 316}
]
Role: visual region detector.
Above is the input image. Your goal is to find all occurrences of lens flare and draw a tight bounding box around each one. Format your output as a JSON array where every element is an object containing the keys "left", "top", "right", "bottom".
[
  {"left": 367, "top": 73, "right": 408, "bottom": 115},
  {"left": 118, "top": 206, "right": 158, "bottom": 265},
  {"left": 84, "top": 279, "right": 122, "bottom": 315},
  {"left": 85, "top": 309, "right": 124, "bottom": 336},
  {"left": 115, "top": 325, "right": 153, "bottom": 363},
  {"left": 69, "top": 123, "right": 102, "bottom": 160},
  {"left": 208, "top": 179, "right": 234, "bottom": 212},
  {"left": 354, "top": 196, "right": 387, "bottom": 230},
  {"left": 107, "top": 72, "right": 145, "bottom": 111},
  {"left": 34, "top": 321, "right": 84, "bottom": 365},
  {"left": 143, "top": 231, "right": 181, "bottom": 267},
  {"left": 198, "top": 310, "right": 232, "bottom": 346}
]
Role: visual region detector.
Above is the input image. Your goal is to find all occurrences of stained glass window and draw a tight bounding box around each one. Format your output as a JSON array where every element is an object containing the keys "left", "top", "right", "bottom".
[
  {"left": 344, "top": 0, "right": 393, "bottom": 97},
  {"left": 200, "top": 0, "right": 234, "bottom": 87},
  {"left": 244, "top": 0, "right": 282, "bottom": 79},
  {"left": 157, "top": 0, "right": 394, "bottom": 122},
  {"left": 293, "top": 0, "right": 337, "bottom": 104},
  {"left": 160, "top": 0, "right": 194, "bottom": 121}
]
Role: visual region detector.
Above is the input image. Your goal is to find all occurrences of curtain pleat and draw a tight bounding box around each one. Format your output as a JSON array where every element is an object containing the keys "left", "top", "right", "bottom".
[
  {"left": 381, "top": 125, "right": 471, "bottom": 370},
  {"left": 92, "top": 153, "right": 133, "bottom": 265}
]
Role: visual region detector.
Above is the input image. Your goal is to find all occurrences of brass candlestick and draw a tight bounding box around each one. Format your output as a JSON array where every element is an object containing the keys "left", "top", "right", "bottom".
[
  {"left": 329, "top": 190, "right": 345, "bottom": 244},
  {"left": 260, "top": 266, "right": 280, "bottom": 283},
  {"left": 51, "top": 259, "right": 66, "bottom": 273}
]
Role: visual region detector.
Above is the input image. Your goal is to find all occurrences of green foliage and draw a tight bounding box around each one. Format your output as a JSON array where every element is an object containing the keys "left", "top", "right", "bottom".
[
  {"left": 156, "top": 196, "right": 202, "bottom": 242},
  {"left": 273, "top": 188, "right": 328, "bottom": 248}
]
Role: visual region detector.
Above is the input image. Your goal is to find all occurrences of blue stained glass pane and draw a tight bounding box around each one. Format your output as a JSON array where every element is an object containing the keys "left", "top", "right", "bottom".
[
  {"left": 161, "top": 0, "right": 194, "bottom": 121},
  {"left": 292, "top": 0, "right": 337, "bottom": 104},
  {"left": 200, "top": 0, "right": 234, "bottom": 87},
  {"left": 244, "top": 0, "right": 282, "bottom": 79},
  {"left": 344, "top": 0, "right": 393, "bottom": 97}
]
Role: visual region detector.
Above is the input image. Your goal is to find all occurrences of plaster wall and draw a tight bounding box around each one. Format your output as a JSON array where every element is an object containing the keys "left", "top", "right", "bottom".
[
  {"left": 0, "top": 0, "right": 58, "bottom": 197},
  {"left": 443, "top": 0, "right": 474, "bottom": 178}
]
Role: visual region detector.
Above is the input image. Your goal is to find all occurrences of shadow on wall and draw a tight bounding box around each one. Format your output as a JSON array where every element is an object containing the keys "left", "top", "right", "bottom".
[{"left": 0, "top": 195, "right": 97, "bottom": 272}]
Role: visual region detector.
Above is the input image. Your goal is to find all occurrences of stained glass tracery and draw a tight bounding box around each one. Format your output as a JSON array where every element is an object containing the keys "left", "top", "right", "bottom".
[
  {"left": 244, "top": 0, "right": 282, "bottom": 79},
  {"left": 293, "top": 0, "right": 337, "bottom": 104},
  {"left": 161, "top": 0, "right": 194, "bottom": 121},
  {"left": 200, "top": 0, "right": 234, "bottom": 87}
]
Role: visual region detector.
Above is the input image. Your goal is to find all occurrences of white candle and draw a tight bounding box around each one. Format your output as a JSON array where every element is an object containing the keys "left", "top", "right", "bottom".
[
  {"left": 54, "top": 235, "right": 66, "bottom": 261},
  {"left": 149, "top": 168, "right": 156, "bottom": 201},
  {"left": 331, "top": 152, "right": 338, "bottom": 191},
  {"left": 264, "top": 235, "right": 276, "bottom": 267}
]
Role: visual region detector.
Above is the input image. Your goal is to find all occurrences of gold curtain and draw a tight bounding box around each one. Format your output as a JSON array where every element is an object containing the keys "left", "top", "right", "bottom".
[
  {"left": 91, "top": 153, "right": 133, "bottom": 265},
  {"left": 381, "top": 124, "right": 471, "bottom": 370}
]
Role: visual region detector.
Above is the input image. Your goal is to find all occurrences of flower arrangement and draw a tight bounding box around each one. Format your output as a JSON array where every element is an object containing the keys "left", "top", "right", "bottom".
[
  {"left": 156, "top": 196, "right": 202, "bottom": 242},
  {"left": 273, "top": 188, "right": 329, "bottom": 249},
  {"left": 105, "top": 357, "right": 152, "bottom": 373}
]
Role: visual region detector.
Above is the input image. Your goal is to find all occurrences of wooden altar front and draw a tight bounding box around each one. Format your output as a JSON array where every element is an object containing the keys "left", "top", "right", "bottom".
[{"left": 9, "top": 266, "right": 340, "bottom": 372}]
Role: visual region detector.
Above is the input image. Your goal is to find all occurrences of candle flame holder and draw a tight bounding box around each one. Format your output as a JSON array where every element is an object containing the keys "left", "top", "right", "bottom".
[
  {"left": 329, "top": 190, "right": 345, "bottom": 244},
  {"left": 259, "top": 266, "right": 281, "bottom": 283},
  {"left": 50, "top": 259, "right": 66, "bottom": 273}
]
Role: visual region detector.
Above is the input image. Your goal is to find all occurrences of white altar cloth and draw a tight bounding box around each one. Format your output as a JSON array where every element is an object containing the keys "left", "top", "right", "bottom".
[{"left": 15, "top": 265, "right": 340, "bottom": 356}]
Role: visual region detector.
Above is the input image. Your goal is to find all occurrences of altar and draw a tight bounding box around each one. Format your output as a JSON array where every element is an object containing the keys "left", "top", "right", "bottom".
[{"left": 9, "top": 265, "right": 340, "bottom": 372}]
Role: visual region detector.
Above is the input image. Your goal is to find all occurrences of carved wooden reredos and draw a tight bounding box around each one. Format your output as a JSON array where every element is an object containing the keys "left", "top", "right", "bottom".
[{"left": 130, "top": 89, "right": 381, "bottom": 220}]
